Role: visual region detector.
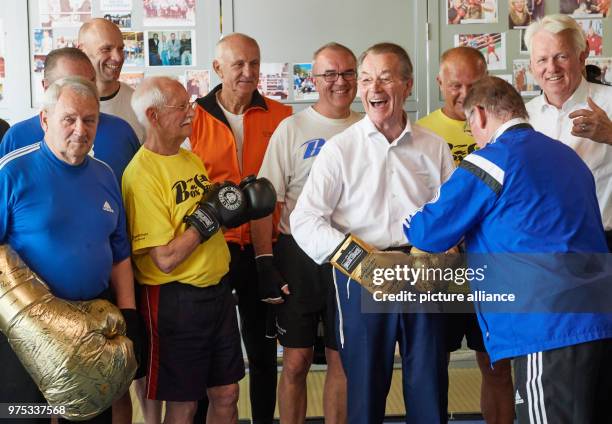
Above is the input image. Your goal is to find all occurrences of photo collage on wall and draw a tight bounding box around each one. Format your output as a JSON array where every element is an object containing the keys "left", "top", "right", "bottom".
[
  {"left": 560, "top": 0, "right": 610, "bottom": 86},
  {"left": 446, "top": 0, "right": 611, "bottom": 98},
  {"left": 30, "top": 0, "right": 202, "bottom": 106}
]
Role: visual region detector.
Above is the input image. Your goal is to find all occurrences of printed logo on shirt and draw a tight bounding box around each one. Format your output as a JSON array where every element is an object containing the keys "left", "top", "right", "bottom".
[
  {"left": 102, "top": 201, "right": 115, "bottom": 213},
  {"left": 449, "top": 142, "right": 477, "bottom": 165},
  {"left": 302, "top": 138, "right": 326, "bottom": 159},
  {"left": 172, "top": 174, "right": 210, "bottom": 205}
]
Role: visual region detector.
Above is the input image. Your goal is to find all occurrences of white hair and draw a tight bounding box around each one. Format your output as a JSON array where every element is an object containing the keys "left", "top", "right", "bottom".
[
  {"left": 41, "top": 76, "right": 99, "bottom": 112},
  {"left": 524, "top": 14, "right": 586, "bottom": 54},
  {"left": 130, "top": 76, "right": 173, "bottom": 129}
]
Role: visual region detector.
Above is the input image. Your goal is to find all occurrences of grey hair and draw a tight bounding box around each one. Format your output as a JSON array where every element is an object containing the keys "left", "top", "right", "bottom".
[
  {"left": 524, "top": 14, "right": 586, "bottom": 54},
  {"left": 358, "top": 42, "right": 413, "bottom": 81},
  {"left": 131, "top": 76, "right": 171, "bottom": 129},
  {"left": 463, "top": 76, "right": 529, "bottom": 121},
  {"left": 41, "top": 76, "right": 99, "bottom": 111},
  {"left": 312, "top": 42, "right": 357, "bottom": 64}
]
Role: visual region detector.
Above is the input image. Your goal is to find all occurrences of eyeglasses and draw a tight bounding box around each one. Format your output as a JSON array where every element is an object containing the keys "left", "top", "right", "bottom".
[
  {"left": 463, "top": 106, "right": 482, "bottom": 136},
  {"left": 163, "top": 101, "right": 196, "bottom": 112},
  {"left": 312, "top": 70, "right": 357, "bottom": 82},
  {"left": 357, "top": 76, "right": 397, "bottom": 87}
]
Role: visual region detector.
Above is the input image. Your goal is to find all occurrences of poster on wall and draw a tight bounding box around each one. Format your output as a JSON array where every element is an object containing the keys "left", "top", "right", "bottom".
[
  {"left": 559, "top": 0, "right": 608, "bottom": 17},
  {"left": 33, "top": 54, "right": 46, "bottom": 73},
  {"left": 454, "top": 33, "right": 506, "bottom": 70},
  {"left": 508, "top": 0, "right": 546, "bottom": 29},
  {"left": 146, "top": 30, "right": 195, "bottom": 66},
  {"left": 100, "top": 0, "right": 132, "bottom": 11},
  {"left": 118, "top": 72, "right": 143, "bottom": 89},
  {"left": 293, "top": 63, "right": 318, "bottom": 101},
  {"left": 185, "top": 69, "right": 210, "bottom": 101},
  {"left": 33, "top": 29, "right": 54, "bottom": 54},
  {"left": 258, "top": 63, "right": 290, "bottom": 101},
  {"left": 586, "top": 57, "right": 612, "bottom": 84},
  {"left": 447, "top": 0, "right": 498, "bottom": 24},
  {"left": 577, "top": 19, "right": 604, "bottom": 57},
  {"left": 103, "top": 12, "right": 132, "bottom": 29},
  {"left": 53, "top": 28, "right": 78, "bottom": 48},
  {"left": 39, "top": 0, "right": 92, "bottom": 28},
  {"left": 512, "top": 59, "right": 541, "bottom": 96},
  {"left": 143, "top": 0, "right": 196, "bottom": 27},
  {"left": 123, "top": 31, "right": 144, "bottom": 66}
]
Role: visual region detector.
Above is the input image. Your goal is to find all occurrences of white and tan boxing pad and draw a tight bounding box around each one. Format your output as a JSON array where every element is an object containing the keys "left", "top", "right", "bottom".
[{"left": 0, "top": 244, "right": 137, "bottom": 421}]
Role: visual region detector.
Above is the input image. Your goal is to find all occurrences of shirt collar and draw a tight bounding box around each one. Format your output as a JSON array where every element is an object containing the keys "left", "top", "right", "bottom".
[
  {"left": 540, "top": 77, "right": 589, "bottom": 112},
  {"left": 491, "top": 117, "right": 530, "bottom": 143},
  {"left": 362, "top": 113, "right": 412, "bottom": 144}
]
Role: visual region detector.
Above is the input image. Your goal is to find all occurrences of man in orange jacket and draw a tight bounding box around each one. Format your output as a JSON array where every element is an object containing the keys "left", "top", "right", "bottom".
[{"left": 190, "top": 32, "right": 292, "bottom": 424}]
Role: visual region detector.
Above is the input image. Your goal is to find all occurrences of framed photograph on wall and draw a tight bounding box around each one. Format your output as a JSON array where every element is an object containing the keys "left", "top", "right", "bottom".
[
  {"left": 143, "top": 0, "right": 196, "bottom": 27},
  {"left": 258, "top": 63, "right": 290, "bottom": 101},
  {"left": 293, "top": 63, "right": 318, "bottom": 101},
  {"left": 146, "top": 30, "right": 195, "bottom": 67},
  {"left": 447, "top": 0, "right": 498, "bottom": 24},
  {"left": 454, "top": 33, "right": 506, "bottom": 70}
]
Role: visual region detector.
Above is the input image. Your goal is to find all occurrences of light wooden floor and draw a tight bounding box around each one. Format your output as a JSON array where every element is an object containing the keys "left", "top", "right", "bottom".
[{"left": 131, "top": 365, "right": 482, "bottom": 422}]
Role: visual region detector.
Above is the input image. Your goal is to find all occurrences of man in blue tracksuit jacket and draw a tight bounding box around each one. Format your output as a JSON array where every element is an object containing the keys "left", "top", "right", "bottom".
[{"left": 404, "top": 76, "right": 612, "bottom": 424}]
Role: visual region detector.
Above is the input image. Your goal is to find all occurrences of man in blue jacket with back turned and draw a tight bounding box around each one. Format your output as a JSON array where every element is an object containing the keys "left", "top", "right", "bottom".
[{"left": 404, "top": 76, "right": 612, "bottom": 424}]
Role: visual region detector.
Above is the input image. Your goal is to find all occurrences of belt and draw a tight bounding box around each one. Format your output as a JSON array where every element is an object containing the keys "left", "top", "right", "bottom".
[{"left": 383, "top": 245, "right": 412, "bottom": 254}]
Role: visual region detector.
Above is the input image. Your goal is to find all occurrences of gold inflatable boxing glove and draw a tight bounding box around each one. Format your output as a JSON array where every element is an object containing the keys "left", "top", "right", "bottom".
[
  {"left": 0, "top": 245, "right": 137, "bottom": 421},
  {"left": 328, "top": 234, "right": 461, "bottom": 295}
]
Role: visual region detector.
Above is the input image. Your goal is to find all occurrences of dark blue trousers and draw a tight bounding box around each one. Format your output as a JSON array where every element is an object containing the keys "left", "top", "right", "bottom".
[{"left": 333, "top": 269, "right": 448, "bottom": 424}]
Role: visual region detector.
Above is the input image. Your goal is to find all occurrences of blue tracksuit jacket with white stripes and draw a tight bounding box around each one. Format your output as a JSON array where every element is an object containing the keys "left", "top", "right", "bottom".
[{"left": 404, "top": 123, "right": 612, "bottom": 362}]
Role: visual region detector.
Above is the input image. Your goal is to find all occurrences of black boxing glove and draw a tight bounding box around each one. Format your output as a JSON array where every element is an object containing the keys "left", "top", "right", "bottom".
[
  {"left": 239, "top": 175, "right": 277, "bottom": 220},
  {"left": 255, "top": 255, "right": 285, "bottom": 303},
  {"left": 120, "top": 308, "right": 146, "bottom": 379},
  {"left": 184, "top": 182, "right": 248, "bottom": 241}
]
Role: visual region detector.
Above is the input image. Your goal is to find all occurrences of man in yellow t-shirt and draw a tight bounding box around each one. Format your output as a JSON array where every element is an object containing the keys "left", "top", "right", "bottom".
[
  {"left": 417, "top": 47, "right": 485, "bottom": 165},
  {"left": 416, "top": 47, "right": 514, "bottom": 424},
  {"left": 122, "top": 76, "right": 245, "bottom": 423}
]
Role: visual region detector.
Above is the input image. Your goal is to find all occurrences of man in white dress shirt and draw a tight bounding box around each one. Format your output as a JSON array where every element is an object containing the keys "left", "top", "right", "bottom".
[
  {"left": 525, "top": 14, "right": 612, "bottom": 251},
  {"left": 290, "top": 42, "right": 455, "bottom": 424}
]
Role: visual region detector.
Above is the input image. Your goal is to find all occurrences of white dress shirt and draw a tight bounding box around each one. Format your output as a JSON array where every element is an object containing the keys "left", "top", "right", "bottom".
[
  {"left": 290, "top": 114, "right": 455, "bottom": 264},
  {"left": 526, "top": 78, "right": 612, "bottom": 230}
]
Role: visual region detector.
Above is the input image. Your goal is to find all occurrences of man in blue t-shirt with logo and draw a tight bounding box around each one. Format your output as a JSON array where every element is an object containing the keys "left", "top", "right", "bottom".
[{"left": 0, "top": 76, "right": 137, "bottom": 424}]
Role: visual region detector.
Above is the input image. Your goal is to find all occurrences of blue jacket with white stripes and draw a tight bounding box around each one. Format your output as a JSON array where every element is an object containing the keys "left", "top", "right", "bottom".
[{"left": 403, "top": 123, "right": 612, "bottom": 362}]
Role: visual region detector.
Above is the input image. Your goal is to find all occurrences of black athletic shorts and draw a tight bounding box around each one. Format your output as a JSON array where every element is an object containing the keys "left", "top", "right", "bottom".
[
  {"left": 140, "top": 280, "right": 245, "bottom": 401},
  {"left": 273, "top": 234, "right": 338, "bottom": 350},
  {"left": 445, "top": 312, "right": 486, "bottom": 352},
  {"left": 513, "top": 338, "right": 612, "bottom": 424}
]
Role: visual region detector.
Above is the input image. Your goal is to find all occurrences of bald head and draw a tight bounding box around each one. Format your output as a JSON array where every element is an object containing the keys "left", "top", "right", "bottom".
[
  {"left": 440, "top": 47, "right": 487, "bottom": 76},
  {"left": 213, "top": 33, "right": 261, "bottom": 110},
  {"left": 215, "top": 33, "right": 260, "bottom": 61},
  {"left": 78, "top": 18, "right": 125, "bottom": 95},
  {"left": 437, "top": 47, "right": 487, "bottom": 121}
]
